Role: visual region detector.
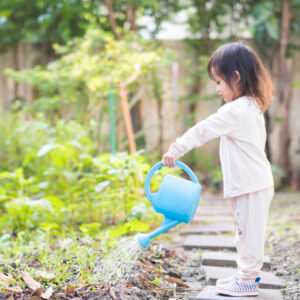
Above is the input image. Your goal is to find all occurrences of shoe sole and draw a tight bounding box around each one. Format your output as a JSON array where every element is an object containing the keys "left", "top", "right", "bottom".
[{"left": 216, "top": 286, "right": 259, "bottom": 297}]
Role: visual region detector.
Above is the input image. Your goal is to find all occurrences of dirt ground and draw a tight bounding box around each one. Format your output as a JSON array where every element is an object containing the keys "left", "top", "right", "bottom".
[
  {"left": 1, "top": 192, "right": 299, "bottom": 300},
  {"left": 266, "top": 192, "right": 300, "bottom": 300}
]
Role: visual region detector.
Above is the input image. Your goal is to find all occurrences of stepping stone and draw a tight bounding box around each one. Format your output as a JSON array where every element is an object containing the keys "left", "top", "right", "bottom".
[
  {"left": 196, "top": 206, "right": 232, "bottom": 216},
  {"left": 203, "top": 266, "right": 285, "bottom": 289},
  {"left": 195, "top": 285, "right": 283, "bottom": 300},
  {"left": 202, "top": 251, "right": 271, "bottom": 270},
  {"left": 180, "top": 223, "right": 235, "bottom": 235},
  {"left": 192, "top": 215, "right": 235, "bottom": 224},
  {"left": 185, "top": 281, "right": 203, "bottom": 290},
  {"left": 183, "top": 235, "right": 236, "bottom": 251}
]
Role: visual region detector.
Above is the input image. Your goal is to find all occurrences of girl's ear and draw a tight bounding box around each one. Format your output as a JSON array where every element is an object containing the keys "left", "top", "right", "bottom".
[{"left": 234, "top": 70, "right": 241, "bottom": 83}]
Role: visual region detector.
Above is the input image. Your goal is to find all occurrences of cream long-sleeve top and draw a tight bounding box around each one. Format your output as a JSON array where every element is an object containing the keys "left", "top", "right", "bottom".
[{"left": 167, "top": 96, "right": 274, "bottom": 199}]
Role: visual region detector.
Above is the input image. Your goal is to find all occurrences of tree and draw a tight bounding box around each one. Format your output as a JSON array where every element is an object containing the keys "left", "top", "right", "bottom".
[
  {"left": 250, "top": 0, "right": 300, "bottom": 186},
  {"left": 101, "top": 0, "right": 181, "bottom": 40},
  {"left": 5, "top": 28, "right": 173, "bottom": 153},
  {"left": 172, "top": 0, "right": 255, "bottom": 129},
  {"left": 0, "top": 0, "right": 102, "bottom": 53}
]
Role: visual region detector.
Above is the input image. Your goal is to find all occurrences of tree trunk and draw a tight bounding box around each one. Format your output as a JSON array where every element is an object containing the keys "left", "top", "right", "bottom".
[
  {"left": 104, "top": 0, "right": 123, "bottom": 39},
  {"left": 151, "top": 70, "right": 164, "bottom": 155},
  {"left": 126, "top": 4, "right": 137, "bottom": 32},
  {"left": 264, "top": 110, "right": 272, "bottom": 161},
  {"left": 119, "top": 81, "right": 136, "bottom": 153},
  {"left": 189, "top": 48, "right": 201, "bottom": 124},
  {"left": 278, "top": 0, "right": 293, "bottom": 185}
]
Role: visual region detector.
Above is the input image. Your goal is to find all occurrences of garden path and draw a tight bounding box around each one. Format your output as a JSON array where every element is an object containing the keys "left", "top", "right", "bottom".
[{"left": 180, "top": 192, "right": 285, "bottom": 300}]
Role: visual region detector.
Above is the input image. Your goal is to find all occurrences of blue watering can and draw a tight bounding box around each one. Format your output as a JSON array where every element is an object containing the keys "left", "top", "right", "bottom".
[{"left": 136, "top": 161, "right": 202, "bottom": 249}]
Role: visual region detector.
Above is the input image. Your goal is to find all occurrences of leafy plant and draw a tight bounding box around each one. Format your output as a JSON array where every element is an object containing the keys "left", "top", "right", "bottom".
[
  {"left": 0, "top": 112, "right": 180, "bottom": 238},
  {"left": 5, "top": 29, "right": 172, "bottom": 122}
]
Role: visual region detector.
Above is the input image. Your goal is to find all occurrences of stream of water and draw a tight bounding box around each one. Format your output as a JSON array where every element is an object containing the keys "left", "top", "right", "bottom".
[{"left": 95, "top": 236, "right": 143, "bottom": 284}]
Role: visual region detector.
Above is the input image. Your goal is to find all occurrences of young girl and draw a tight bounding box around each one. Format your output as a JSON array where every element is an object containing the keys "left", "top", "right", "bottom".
[{"left": 162, "top": 41, "right": 274, "bottom": 297}]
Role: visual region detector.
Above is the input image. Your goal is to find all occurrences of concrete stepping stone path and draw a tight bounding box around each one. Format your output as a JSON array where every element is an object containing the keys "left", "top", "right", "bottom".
[
  {"left": 195, "top": 285, "right": 283, "bottom": 300},
  {"left": 180, "top": 223, "right": 235, "bottom": 235},
  {"left": 183, "top": 235, "right": 236, "bottom": 251},
  {"left": 192, "top": 215, "right": 235, "bottom": 224},
  {"left": 195, "top": 206, "right": 233, "bottom": 216},
  {"left": 203, "top": 266, "right": 285, "bottom": 289},
  {"left": 181, "top": 197, "right": 284, "bottom": 299},
  {"left": 202, "top": 251, "right": 271, "bottom": 270}
]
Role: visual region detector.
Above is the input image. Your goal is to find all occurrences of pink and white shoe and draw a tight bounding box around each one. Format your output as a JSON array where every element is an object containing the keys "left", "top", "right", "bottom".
[
  {"left": 216, "top": 274, "right": 239, "bottom": 286},
  {"left": 216, "top": 276, "right": 260, "bottom": 297}
]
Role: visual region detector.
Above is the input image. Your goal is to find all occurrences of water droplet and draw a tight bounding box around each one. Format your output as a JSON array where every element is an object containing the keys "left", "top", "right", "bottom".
[{"left": 94, "top": 236, "right": 142, "bottom": 284}]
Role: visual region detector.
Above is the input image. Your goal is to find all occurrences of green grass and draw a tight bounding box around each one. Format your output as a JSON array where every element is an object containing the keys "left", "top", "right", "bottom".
[{"left": 0, "top": 231, "right": 107, "bottom": 293}]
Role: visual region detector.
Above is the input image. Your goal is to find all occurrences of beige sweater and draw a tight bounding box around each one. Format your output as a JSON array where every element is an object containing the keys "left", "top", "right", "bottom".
[{"left": 167, "top": 96, "right": 274, "bottom": 198}]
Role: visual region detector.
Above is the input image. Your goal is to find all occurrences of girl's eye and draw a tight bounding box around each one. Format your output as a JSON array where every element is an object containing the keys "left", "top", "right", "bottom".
[{"left": 216, "top": 81, "right": 220, "bottom": 84}]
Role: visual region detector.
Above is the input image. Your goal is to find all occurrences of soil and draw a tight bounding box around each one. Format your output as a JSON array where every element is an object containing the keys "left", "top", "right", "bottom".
[
  {"left": 0, "top": 243, "right": 205, "bottom": 300},
  {"left": 266, "top": 192, "right": 300, "bottom": 300},
  {"left": 1, "top": 192, "right": 299, "bottom": 300}
]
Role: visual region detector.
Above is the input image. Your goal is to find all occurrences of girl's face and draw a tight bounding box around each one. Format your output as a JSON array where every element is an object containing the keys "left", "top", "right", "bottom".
[{"left": 212, "top": 71, "right": 238, "bottom": 103}]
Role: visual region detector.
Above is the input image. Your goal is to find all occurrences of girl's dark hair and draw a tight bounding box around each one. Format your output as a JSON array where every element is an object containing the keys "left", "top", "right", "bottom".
[{"left": 208, "top": 41, "right": 273, "bottom": 113}]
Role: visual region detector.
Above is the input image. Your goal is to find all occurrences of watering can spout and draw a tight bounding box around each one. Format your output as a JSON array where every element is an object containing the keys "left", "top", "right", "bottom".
[{"left": 136, "top": 216, "right": 181, "bottom": 249}]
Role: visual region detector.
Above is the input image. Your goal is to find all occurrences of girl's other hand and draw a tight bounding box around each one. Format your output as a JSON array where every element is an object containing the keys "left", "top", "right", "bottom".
[{"left": 162, "top": 152, "right": 176, "bottom": 168}]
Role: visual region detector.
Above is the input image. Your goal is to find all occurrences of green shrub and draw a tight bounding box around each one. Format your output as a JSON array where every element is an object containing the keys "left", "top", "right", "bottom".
[{"left": 0, "top": 114, "right": 180, "bottom": 241}]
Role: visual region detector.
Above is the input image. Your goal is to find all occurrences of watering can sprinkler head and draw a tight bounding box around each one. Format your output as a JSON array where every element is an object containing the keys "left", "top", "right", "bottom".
[
  {"left": 136, "top": 161, "right": 202, "bottom": 249},
  {"left": 135, "top": 234, "right": 151, "bottom": 250}
]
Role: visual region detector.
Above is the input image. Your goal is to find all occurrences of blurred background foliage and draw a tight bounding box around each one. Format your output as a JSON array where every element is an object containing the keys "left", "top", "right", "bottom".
[
  {"left": 0, "top": 0, "right": 299, "bottom": 242},
  {"left": 0, "top": 111, "right": 181, "bottom": 242}
]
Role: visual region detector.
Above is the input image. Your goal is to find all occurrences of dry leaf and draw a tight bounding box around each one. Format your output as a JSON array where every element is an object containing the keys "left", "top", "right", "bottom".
[
  {"left": 7, "top": 295, "right": 14, "bottom": 300},
  {"left": 25, "top": 296, "right": 41, "bottom": 300},
  {"left": 41, "top": 286, "right": 54, "bottom": 300},
  {"left": 34, "top": 270, "right": 55, "bottom": 280},
  {"left": 109, "top": 287, "right": 117, "bottom": 300},
  {"left": 21, "top": 272, "right": 41, "bottom": 291},
  {"left": 164, "top": 277, "right": 190, "bottom": 288},
  {"left": 32, "top": 287, "right": 43, "bottom": 296},
  {"left": 5, "top": 287, "right": 23, "bottom": 293},
  {"left": 0, "top": 272, "right": 14, "bottom": 283},
  {"left": 65, "top": 285, "right": 75, "bottom": 296},
  {"left": 99, "top": 285, "right": 109, "bottom": 296},
  {"left": 137, "top": 261, "right": 155, "bottom": 271},
  {"left": 164, "top": 249, "right": 176, "bottom": 258}
]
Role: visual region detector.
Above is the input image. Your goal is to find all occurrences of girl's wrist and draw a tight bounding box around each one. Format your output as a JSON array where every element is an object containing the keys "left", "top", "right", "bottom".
[{"left": 167, "top": 151, "right": 179, "bottom": 160}]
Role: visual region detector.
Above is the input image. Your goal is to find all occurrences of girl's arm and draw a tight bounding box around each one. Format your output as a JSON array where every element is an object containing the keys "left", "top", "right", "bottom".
[{"left": 167, "top": 104, "right": 240, "bottom": 160}]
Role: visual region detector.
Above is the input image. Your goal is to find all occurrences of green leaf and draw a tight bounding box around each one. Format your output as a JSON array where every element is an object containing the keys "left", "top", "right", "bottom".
[
  {"left": 153, "top": 277, "right": 160, "bottom": 285},
  {"left": 127, "top": 220, "right": 149, "bottom": 232},
  {"left": 253, "top": 2, "right": 273, "bottom": 23},
  {"left": 23, "top": 152, "right": 35, "bottom": 166},
  {"left": 274, "top": 116, "right": 281, "bottom": 123},
  {"left": 38, "top": 181, "right": 49, "bottom": 189},
  {"left": 79, "top": 223, "right": 102, "bottom": 235},
  {"left": 291, "top": 81, "right": 300, "bottom": 88},
  {"left": 94, "top": 181, "right": 110, "bottom": 193},
  {"left": 0, "top": 171, "right": 11, "bottom": 179},
  {"left": 0, "top": 10, "right": 12, "bottom": 18},
  {"left": 37, "top": 144, "right": 58, "bottom": 157},
  {"left": 265, "top": 17, "right": 279, "bottom": 40}
]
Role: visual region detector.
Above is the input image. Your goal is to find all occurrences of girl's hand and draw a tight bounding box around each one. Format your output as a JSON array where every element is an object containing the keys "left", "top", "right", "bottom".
[{"left": 162, "top": 152, "right": 176, "bottom": 168}]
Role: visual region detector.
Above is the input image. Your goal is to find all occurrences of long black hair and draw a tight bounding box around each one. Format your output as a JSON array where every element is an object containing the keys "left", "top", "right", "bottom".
[{"left": 208, "top": 41, "right": 273, "bottom": 112}]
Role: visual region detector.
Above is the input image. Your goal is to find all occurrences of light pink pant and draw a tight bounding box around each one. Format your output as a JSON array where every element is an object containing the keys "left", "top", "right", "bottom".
[{"left": 227, "top": 187, "right": 274, "bottom": 282}]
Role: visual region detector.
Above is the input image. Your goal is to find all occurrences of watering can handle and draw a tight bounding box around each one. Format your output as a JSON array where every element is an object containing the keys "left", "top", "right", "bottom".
[{"left": 144, "top": 161, "right": 199, "bottom": 202}]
